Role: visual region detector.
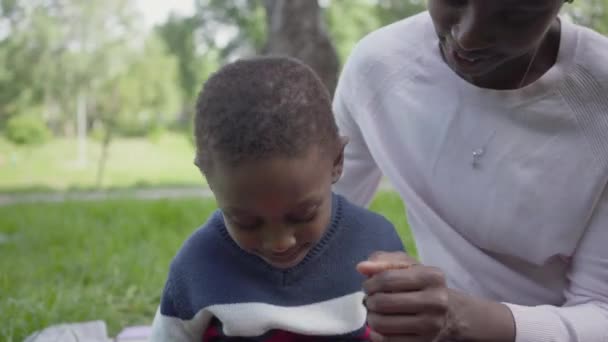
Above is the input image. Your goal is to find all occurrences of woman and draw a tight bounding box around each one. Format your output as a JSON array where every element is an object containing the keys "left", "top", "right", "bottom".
[{"left": 333, "top": 0, "right": 608, "bottom": 341}]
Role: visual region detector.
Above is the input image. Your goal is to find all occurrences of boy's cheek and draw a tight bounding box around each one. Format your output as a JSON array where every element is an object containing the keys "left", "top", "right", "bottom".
[{"left": 225, "top": 227, "right": 258, "bottom": 251}]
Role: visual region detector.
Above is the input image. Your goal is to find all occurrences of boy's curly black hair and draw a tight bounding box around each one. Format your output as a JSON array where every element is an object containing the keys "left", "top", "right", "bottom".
[{"left": 194, "top": 56, "right": 339, "bottom": 175}]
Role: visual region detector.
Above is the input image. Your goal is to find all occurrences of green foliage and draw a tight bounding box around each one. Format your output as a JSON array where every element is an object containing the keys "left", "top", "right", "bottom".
[
  {"left": 157, "top": 15, "right": 207, "bottom": 109},
  {"left": 156, "top": 14, "right": 225, "bottom": 132},
  {"left": 146, "top": 124, "right": 166, "bottom": 144},
  {"left": 1, "top": 0, "right": 607, "bottom": 141},
  {"left": 0, "top": 0, "right": 181, "bottom": 137},
  {"left": 195, "top": 0, "right": 267, "bottom": 56},
  {"left": 374, "top": 0, "right": 425, "bottom": 26},
  {"left": 325, "top": 0, "right": 383, "bottom": 63},
  {"left": 90, "top": 122, "right": 108, "bottom": 143},
  {"left": 369, "top": 190, "right": 417, "bottom": 255},
  {"left": 4, "top": 113, "right": 51, "bottom": 145},
  {"left": 96, "top": 32, "right": 182, "bottom": 135},
  {"left": 325, "top": 0, "right": 424, "bottom": 64},
  {"left": 564, "top": 0, "right": 608, "bottom": 34},
  {"left": 0, "top": 191, "right": 412, "bottom": 341}
]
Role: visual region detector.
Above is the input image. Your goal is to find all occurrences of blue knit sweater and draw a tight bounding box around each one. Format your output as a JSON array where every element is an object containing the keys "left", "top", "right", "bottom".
[{"left": 150, "top": 194, "right": 405, "bottom": 341}]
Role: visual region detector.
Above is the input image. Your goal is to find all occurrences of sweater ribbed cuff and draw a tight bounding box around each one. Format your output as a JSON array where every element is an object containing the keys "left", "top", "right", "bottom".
[
  {"left": 505, "top": 302, "right": 608, "bottom": 342},
  {"left": 505, "top": 303, "right": 562, "bottom": 342}
]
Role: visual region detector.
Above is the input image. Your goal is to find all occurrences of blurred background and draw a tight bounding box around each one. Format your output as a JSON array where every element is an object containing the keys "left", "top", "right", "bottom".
[{"left": 1, "top": 0, "right": 606, "bottom": 341}]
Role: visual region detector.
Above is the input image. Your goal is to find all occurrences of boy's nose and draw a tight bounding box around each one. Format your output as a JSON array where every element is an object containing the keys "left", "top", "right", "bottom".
[{"left": 264, "top": 233, "right": 297, "bottom": 253}]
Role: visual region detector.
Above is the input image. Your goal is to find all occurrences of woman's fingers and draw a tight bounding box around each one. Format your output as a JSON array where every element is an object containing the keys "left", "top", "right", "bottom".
[
  {"left": 357, "top": 251, "right": 418, "bottom": 277},
  {"left": 365, "top": 289, "right": 449, "bottom": 315},
  {"left": 363, "top": 265, "right": 446, "bottom": 295},
  {"left": 368, "top": 311, "right": 446, "bottom": 335},
  {"left": 369, "top": 329, "right": 435, "bottom": 342},
  {"left": 359, "top": 256, "right": 451, "bottom": 341}
]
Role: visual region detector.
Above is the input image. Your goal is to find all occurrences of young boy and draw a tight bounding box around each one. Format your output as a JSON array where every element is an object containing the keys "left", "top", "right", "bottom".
[{"left": 150, "top": 57, "right": 405, "bottom": 341}]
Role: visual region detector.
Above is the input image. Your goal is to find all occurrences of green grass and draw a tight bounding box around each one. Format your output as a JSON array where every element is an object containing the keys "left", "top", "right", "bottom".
[
  {"left": 0, "top": 191, "right": 412, "bottom": 341},
  {"left": 0, "top": 133, "right": 203, "bottom": 192},
  {"left": 370, "top": 191, "right": 416, "bottom": 255}
]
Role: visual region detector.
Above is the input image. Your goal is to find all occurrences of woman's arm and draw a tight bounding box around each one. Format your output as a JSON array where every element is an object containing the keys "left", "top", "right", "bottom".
[
  {"left": 446, "top": 289, "right": 516, "bottom": 342},
  {"left": 360, "top": 188, "right": 608, "bottom": 341},
  {"left": 497, "top": 186, "right": 608, "bottom": 342},
  {"left": 452, "top": 186, "right": 608, "bottom": 341},
  {"left": 332, "top": 65, "right": 383, "bottom": 207}
]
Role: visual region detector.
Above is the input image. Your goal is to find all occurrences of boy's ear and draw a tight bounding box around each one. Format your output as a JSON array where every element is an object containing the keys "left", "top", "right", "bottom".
[{"left": 331, "top": 136, "right": 349, "bottom": 184}]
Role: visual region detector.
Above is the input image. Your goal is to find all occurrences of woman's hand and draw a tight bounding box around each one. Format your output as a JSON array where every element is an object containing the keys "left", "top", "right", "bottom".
[
  {"left": 357, "top": 252, "right": 450, "bottom": 342},
  {"left": 358, "top": 252, "right": 516, "bottom": 342}
]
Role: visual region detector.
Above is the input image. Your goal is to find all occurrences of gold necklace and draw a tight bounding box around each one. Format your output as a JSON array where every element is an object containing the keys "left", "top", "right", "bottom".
[
  {"left": 517, "top": 45, "right": 541, "bottom": 88},
  {"left": 471, "top": 46, "right": 540, "bottom": 169}
]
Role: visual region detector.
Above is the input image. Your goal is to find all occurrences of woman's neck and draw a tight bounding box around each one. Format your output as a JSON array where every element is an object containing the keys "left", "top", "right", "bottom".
[{"left": 469, "top": 20, "right": 561, "bottom": 90}]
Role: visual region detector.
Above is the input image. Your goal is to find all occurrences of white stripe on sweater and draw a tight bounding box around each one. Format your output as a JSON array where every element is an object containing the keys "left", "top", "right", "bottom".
[{"left": 150, "top": 291, "right": 366, "bottom": 341}]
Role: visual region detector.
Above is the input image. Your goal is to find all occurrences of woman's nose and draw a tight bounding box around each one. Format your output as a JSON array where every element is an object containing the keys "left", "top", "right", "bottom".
[{"left": 452, "top": 8, "right": 493, "bottom": 51}]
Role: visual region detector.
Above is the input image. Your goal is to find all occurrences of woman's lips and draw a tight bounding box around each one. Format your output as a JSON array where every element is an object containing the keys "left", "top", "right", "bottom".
[
  {"left": 452, "top": 49, "right": 491, "bottom": 69},
  {"left": 442, "top": 39, "right": 498, "bottom": 75}
]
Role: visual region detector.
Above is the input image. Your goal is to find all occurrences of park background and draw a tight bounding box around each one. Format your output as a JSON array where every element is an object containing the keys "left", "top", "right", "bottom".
[{"left": 1, "top": 1, "right": 606, "bottom": 340}]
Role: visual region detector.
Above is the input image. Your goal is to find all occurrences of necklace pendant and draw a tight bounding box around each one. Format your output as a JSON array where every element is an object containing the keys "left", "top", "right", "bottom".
[{"left": 471, "top": 148, "right": 484, "bottom": 169}]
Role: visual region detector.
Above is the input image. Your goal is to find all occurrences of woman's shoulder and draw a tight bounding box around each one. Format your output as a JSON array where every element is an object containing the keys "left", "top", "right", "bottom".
[
  {"left": 343, "top": 12, "right": 434, "bottom": 77},
  {"left": 337, "top": 12, "right": 438, "bottom": 109},
  {"left": 557, "top": 20, "right": 608, "bottom": 113},
  {"left": 356, "top": 12, "right": 432, "bottom": 55},
  {"left": 568, "top": 21, "right": 608, "bottom": 80},
  {"left": 556, "top": 21, "right": 608, "bottom": 173}
]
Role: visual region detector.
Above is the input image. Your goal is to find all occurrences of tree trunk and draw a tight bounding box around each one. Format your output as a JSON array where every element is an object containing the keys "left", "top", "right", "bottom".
[
  {"left": 76, "top": 91, "right": 88, "bottom": 168},
  {"left": 95, "top": 123, "right": 113, "bottom": 189},
  {"left": 263, "top": 0, "right": 339, "bottom": 96}
]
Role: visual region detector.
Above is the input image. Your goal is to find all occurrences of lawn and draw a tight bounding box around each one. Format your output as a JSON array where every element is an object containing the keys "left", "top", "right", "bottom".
[
  {"left": 0, "top": 133, "right": 203, "bottom": 192},
  {"left": 0, "top": 191, "right": 414, "bottom": 342}
]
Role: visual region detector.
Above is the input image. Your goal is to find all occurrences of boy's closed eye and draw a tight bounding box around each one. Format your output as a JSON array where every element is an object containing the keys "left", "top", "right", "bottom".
[
  {"left": 286, "top": 205, "right": 320, "bottom": 224},
  {"left": 225, "top": 213, "right": 262, "bottom": 231},
  {"left": 224, "top": 203, "right": 321, "bottom": 230}
]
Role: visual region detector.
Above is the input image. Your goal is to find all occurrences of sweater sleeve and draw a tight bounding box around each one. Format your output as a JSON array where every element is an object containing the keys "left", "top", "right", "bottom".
[
  {"left": 150, "top": 307, "right": 197, "bottom": 342},
  {"left": 332, "top": 67, "right": 382, "bottom": 207},
  {"left": 149, "top": 280, "right": 201, "bottom": 342},
  {"left": 150, "top": 265, "right": 213, "bottom": 341},
  {"left": 505, "top": 186, "right": 608, "bottom": 342}
]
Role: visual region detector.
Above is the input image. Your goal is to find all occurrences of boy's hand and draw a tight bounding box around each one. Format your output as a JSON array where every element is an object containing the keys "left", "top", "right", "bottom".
[{"left": 357, "top": 252, "right": 450, "bottom": 342}]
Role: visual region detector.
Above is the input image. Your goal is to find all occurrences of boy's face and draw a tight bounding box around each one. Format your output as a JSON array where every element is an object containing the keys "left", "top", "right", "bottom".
[
  {"left": 207, "top": 142, "right": 345, "bottom": 269},
  {"left": 428, "top": 0, "right": 563, "bottom": 78}
]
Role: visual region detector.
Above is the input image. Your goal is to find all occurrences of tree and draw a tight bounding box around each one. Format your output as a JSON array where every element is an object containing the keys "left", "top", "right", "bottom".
[
  {"left": 325, "top": 0, "right": 383, "bottom": 64},
  {"left": 157, "top": 14, "right": 220, "bottom": 125},
  {"left": 0, "top": 0, "right": 142, "bottom": 166},
  {"left": 0, "top": 2, "right": 60, "bottom": 129},
  {"left": 193, "top": 0, "right": 424, "bottom": 95},
  {"left": 92, "top": 32, "right": 181, "bottom": 187},
  {"left": 195, "top": 0, "right": 267, "bottom": 58},
  {"left": 374, "top": 0, "right": 425, "bottom": 26},
  {"left": 59, "top": 0, "right": 141, "bottom": 166},
  {"left": 326, "top": 0, "right": 425, "bottom": 64},
  {"left": 263, "top": 0, "right": 340, "bottom": 95},
  {"left": 565, "top": 0, "right": 608, "bottom": 34},
  {"left": 1, "top": 0, "right": 184, "bottom": 187},
  {"left": 193, "top": 0, "right": 341, "bottom": 94}
]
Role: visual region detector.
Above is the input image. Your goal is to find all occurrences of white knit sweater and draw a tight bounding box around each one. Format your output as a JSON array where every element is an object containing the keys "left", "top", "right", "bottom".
[{"left": 333, "top": 12, "right": 608, "bottom": 342}]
